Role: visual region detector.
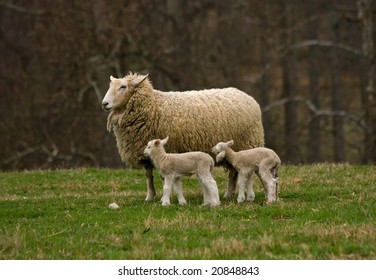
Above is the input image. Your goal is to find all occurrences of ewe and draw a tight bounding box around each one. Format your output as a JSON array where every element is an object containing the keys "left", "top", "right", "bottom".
[
  {"left": 102, "top": 73, "right": 264, "bottom": 201},
  {"left": 144, "top": 137, "right": 220, "bottom": 207},
  {"left": 212, "top": 140, "right": 281, "bottom": 204}
]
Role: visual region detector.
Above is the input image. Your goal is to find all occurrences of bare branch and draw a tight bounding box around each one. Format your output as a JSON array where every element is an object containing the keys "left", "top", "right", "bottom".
[
  {"left": 262, "top": 96, "right": 368, "bottom": 132},
  {"left": 0, "top": 1, "right": 47, "bottom": 15},
  {"left": 2, "top": 146, "right": 40, "bottom": 166},
  {"left": 290, "top": 39, "right": 363, "bottom": 57}
]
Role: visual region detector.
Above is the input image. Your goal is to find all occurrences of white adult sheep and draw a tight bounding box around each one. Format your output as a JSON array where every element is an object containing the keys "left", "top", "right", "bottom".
[
  {"left": 212, "top": 140, "right": 281, "bottom": 204},
  {"left": 143, "top": 136, "right": 220, "bottom": 207},
  {"left": 102, "top": 72, "right": 264, "bottom": 201}
]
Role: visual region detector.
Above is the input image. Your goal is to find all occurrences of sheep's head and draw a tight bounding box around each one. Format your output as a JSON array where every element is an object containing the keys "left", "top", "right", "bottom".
[
  {"left": 211, "top": 140, "right": 234, "bottom": 163},
  {"left": 143, "top": 136, "right": 169, "bottom": 157},
  {"left": 102, "top": 74, "right": 149, "bottom": 111}
]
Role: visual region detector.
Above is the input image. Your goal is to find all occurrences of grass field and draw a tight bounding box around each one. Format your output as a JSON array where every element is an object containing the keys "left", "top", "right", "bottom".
[{"left": 0, "top": 164, "right": 375, "bottom": 260}]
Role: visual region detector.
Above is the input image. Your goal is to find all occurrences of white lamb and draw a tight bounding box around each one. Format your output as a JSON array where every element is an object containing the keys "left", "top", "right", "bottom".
[
  {"left": 144, "top": 136, "right": 220, "bottom": 207},
  {"left": 212, "top": 140, "right": 281, "bottom": 204}
]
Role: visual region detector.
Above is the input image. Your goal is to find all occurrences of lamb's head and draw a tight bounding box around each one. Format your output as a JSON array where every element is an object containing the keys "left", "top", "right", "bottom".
[
  {"left": 143, "top": 136, "right": 169, "bottom": 157},
  {"left": 212, "top": 140, "right": 234, "bottom": 163},
  {"left": 102, "top": 74, "right": 149, "bottom": 111}
]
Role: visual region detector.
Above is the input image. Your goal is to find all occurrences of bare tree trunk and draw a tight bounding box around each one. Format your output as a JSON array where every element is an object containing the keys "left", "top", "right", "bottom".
[
  {"left": 358, "top": 0, "right": 376, "bottom": 163},
  {"left": 280, "top": 4, "right": 299, "bottom": 163},
  {"left": 259, "top": 15, "right": 272, "bottom": 147},
  {"left": 330, "top": 15, "right": 346, "bottom": 162},
  {"left": 307, "top": 14, "right": 321, "bottom": 163}
]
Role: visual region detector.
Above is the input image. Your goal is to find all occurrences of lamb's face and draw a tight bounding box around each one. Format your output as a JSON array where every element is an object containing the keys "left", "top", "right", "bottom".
[
  {"left": 102, "top": 76, "right": 130, "bottom": 111},
  {"left": 143, "top": 140, "right": 155, "bottom": 157},
  {"left": 211, "top": 142, "right": 227, "bottom": 155},
  {"left": 144, "top": 139, "right": 162, "bottom": 157}
]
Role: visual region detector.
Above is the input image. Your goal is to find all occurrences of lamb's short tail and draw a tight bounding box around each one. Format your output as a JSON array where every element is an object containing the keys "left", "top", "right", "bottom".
[{"left": 270, "top": 163, "right": 280, "bottom": 179}]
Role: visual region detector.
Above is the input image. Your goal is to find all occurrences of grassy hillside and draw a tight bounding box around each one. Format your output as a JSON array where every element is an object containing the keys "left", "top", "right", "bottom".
[{"left": 0, "top": 164, "right": 375, "bottom": 259}]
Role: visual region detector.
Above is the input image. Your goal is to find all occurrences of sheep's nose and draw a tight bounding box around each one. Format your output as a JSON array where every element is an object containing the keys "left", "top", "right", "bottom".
[{"left": 102, "top": 101, "right": 110, "bottom": 111}]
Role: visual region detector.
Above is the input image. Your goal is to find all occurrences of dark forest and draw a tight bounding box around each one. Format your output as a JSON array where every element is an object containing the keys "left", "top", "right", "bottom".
[{"left": 1, "top": 0, "right": 375, "bottom": 170}]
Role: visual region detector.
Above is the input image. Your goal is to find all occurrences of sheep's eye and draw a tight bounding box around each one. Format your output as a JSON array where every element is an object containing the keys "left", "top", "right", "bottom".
[{"left": 119, "top": 85, "right": 127, "bottom": 90}]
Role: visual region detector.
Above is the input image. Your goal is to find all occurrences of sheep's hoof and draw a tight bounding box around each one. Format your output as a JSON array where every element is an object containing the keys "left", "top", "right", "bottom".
[
  {"left": 223, "top": 192, "right": 233, "bottom": 198},
  {"left": 145, "top": 194, "right": 156, "bottom": 201}
]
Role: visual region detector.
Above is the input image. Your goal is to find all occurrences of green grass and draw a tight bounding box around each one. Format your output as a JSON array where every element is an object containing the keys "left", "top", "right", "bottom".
[{"left": 0, "top": 164, "right": 375, "bottom": 259}]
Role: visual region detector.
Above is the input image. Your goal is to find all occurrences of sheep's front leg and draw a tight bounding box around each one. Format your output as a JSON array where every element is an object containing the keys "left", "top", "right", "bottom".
[
  {"left": 144, "top": 163, "right": 156, "bottom": 201},
  {"left": 237, "top": 172, "right": 247, "bottom": 203},
  {"left": 224, "top": 167, "right": 237, "bottom": 198},
  {"left": 174, "top": 178, "right": 187, "bottom": 205},
  {"left": 161, "top": 176, "right": 174, "bottom": 206}
]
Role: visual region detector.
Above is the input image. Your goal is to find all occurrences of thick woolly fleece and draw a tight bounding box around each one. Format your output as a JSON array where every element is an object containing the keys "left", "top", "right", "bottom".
[{"left": 106, "top": 73, "right": 264, "bottom": 169}]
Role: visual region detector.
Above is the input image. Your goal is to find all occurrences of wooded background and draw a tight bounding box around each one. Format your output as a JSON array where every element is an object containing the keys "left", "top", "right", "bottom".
[{"left": 1, "top": 0, "right": 375, "bottom": 170}]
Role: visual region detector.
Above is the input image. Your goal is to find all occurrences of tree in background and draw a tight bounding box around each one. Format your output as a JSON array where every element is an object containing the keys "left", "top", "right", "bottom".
[{"left": 0, "top": 0, "right": 375, "bottom": 170}]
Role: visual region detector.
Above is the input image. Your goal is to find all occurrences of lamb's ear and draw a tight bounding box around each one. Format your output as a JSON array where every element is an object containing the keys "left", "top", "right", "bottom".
[
  {"left": 110, "top": 75, "right": 115, "bottom": 82},
  {"left": 130, "top": 74, "right": 149, "bottom": 88},
  {"left": 227, "top": 140, "right": 234, "bottom": 147},
  {"left": 154, "top": 139, "right": 161, "bottom": 146},
  {"left": 161, "top": 136, "right": 169, "bottom": 146},
  {"left": 216, "top": 151, "right": 226, "bottom": 163}
]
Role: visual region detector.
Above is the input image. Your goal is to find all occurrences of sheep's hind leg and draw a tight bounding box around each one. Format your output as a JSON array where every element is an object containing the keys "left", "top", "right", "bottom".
[
  {"left": 161, "top": 177, "right": 174, "bottom": 206},
  {"left": 224, "top": 167, "right": 237, "bottom": 198},
  {"left": 144, "top": 163, "right": 156, "bottom": 201},
  {"left": 174, "top": 178, "right": 187, "bottom": 205}
]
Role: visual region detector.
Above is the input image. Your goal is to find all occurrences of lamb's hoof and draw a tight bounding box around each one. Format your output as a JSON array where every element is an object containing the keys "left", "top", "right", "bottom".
[
  {"left": 161, "top": 201, "right": 170, "bottom": 206},
  {"left": 178, "top": 200, "right": 187, "bottom": 206},
  {"left": 210, "top": 201, "right": 220, "bottom": 207},
  {"left": 237, "top": 197, "right": 245, "bottom": 204},
  {"left": 246, "top": 196, "right": 255, "bottom": 202}
]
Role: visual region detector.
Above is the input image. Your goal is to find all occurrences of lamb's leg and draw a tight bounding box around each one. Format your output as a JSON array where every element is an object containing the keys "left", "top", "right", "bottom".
[
  {"left": 161, "top": 176, "right": 173, "bottom": 206},
  {"left": 197, "top": 176, "right": 210, "bottom": 206},
  {"left": 237, "top": 171, "right": 247, "bottom": 203},
  {"left": 174, "top": 178, "right": 187, "bottom": 205},
  {"left": 198, "top": 174, "right": 220, "bottom": 207},
  {"left": 258, "top": 167, "right": 278, "bottom": 203},
  {"left": 224, "top": 166, "right": 237, "bottom": 198},
  {"left": 246, "top": 171, "right": 255, "bottom": 202},
  {"left": 144, "top": 162, "right": 156, "bottom": 201}
]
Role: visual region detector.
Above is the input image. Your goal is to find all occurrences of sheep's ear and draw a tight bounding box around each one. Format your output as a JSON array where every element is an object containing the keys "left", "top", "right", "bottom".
[
  {"left": 227, "top": 140, "right": 234, "bottom": 147},
  {"left": 161, "top": 136, "right": 169, "bottom": 146},
  {"left": 130, "top": 74, "right": 149, "bottom": 88},
  {"left": 154, "top": 139, "right": 161, "bottom": 146},
  {"left": 110, "top": 75, "right": 116, "bottom": 81},
  {"left": 216, "top": 151, "right": 226, "bottom": 163}
]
